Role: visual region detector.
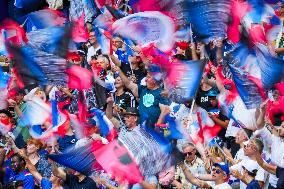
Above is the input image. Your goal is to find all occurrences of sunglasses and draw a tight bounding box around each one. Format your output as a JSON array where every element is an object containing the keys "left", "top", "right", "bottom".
[
  {"left": 185, "top": 151, "right": 194, "bottom": 157},
  {"left": 211, "top": 168, "right": 222, "bottom": 174}
]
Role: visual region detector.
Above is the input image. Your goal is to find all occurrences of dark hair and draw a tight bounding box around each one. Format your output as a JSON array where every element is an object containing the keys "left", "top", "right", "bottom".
[
  {"left": 243, "top": 128, "right": 253, "bottom": 139},
  {"left": 11, "top": 153, "right": 25, "bottom": 165}
]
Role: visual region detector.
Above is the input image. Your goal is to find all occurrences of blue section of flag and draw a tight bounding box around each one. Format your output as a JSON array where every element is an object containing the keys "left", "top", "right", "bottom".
[
  {"left": 164, "top": 115, "right": 184, "bottom": 140},
  {"left": 227, "top": 61, "right": 262, "bottom": 109},
  {"left": 89, "top": 108, "right": 110, "bottom": 137},
  {"left": 0, "top": 67, "right": 10, "bottom": 88},
  {"left": 49, "top": 144, "right": 96, "bottom": 175},
  {"left": 7, "top": 44, "right": 48, "bottom": 86},
  {"left": 169, "top": 59, "right": 206, "bottom": 103},
  {"left": 256, "top": 44, "right": 284, "bottom": 89},
  {"left": 51, "top": 100, "right": 58, "bottom": 128},
  {"left": 176, "top": 0, "right": 231, "bottom": 42}
]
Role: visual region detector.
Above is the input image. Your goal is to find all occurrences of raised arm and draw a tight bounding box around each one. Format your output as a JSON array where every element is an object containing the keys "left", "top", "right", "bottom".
[
  {"left": 113, "top": 66, "right": 139, "bottom": 98},
  {"left": 109, "top": 54, "right": 122, "bottom": 67},
  {"left": 180, "top": 163, "right": 212, "bottom": 189},
  {"left": 52, "top": 162, "right": 66, "bottom": 181},
  {"left": 19, "top": 149, "right": 43, "bottom": 182},
  {"left": 255, "top": 100, "right": 268, "bottom": 130}
]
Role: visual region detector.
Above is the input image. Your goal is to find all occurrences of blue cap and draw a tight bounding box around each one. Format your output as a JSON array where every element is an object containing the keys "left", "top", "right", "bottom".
[
  {"left": 213, "top": 162, "right": 230, "bottom": 175},
  {"left": 207, "top": 90, "right": 218, "bottom": 97}
]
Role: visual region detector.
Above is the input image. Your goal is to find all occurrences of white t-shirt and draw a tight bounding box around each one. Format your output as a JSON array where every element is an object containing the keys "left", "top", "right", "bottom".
[
  {"left": 230, "top": 159, "right": 267, "bottom": 189},
  {"left": 256, "top": 127, "right": 284, "bottom": 187},
  {"left": 210, "top": 182, "right": 232, "bottom": 189}
]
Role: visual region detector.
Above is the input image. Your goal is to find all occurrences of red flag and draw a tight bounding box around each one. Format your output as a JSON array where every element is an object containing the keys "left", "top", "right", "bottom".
[
  {"left": 93, "top": 139, "right": 143, "bottom": 184},
  {"left": 66, "top": 65, "right": 93, "bottom": 90},
  {"left": 72, "top": 14, "right": 89, "bottom": 43}
]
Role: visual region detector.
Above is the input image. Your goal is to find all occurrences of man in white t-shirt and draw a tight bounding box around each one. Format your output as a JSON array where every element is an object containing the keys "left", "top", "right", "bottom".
[
  {"left": 230, "top": 139, "right": 268, "bottom": 189},
  {"left": 254, "top": 103, "right": 284, "bottom": 188}
]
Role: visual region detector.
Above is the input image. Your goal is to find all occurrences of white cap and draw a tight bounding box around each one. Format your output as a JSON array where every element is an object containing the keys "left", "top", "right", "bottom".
[{"left": 243, "top": 159, "right": 258, "bottom": 173}]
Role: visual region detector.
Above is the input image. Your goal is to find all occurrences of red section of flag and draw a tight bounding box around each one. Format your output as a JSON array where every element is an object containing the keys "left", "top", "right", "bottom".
[
  {"left": 93, "top": 139, "right": 143, "bottom": 184},
  {"left": 66, "top": 65, "right": 93, "bottom": 90},
  {"left": 72, "top": 14, "right": 89, "bottom": 43}
]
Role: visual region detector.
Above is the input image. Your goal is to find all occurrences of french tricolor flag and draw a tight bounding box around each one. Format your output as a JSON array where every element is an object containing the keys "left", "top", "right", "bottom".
[{"left": 89, "top": 108, "right": 118, "bottom": 142}]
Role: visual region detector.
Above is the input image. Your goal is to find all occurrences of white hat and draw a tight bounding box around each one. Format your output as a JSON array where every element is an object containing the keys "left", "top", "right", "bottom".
[{"left": 242, "top": 159, "right": 258, "bottom": 173}]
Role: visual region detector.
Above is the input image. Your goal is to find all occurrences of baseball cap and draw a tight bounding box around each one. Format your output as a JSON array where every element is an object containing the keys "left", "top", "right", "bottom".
[
  {"left": 213, "top": 162, "right": 230, "bottom": 175},
  {"left": 242, "top": 159, "right": 258, "bottom": 173},
  {"left": 207, "top": 90, "right": 219, "bottom": 97}
]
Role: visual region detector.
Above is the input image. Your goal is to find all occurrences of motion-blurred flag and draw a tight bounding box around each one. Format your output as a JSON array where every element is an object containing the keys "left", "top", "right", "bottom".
[
  {"left": 128, "top": 0, "right": 173, "bottom": 12},
  {"left": 89, "top": 108, "right": 118, "bottom": 141},
  {"left": 174, "top": 0, "right": 231, "bottom": 42},
  {"left": 49, "top": 142, "right": 104, "bottom": 176},
  {"left": 255, "top": 43, "right": 284, "bottom": 89},
  {"left": 72, "top": 14, "right": 89, "bottom": 43},
  {"left": 22, "top": 9, "right": 65, "bottom": 32},
  {"left": 66, "top": 65, "right": 93, "bottom": 90},
  {"left": 7, "top": 44, "right": 48, "bottom": 88},
  {"left": 227, "top": 62, "right": 264, "bottom": 109},
  {"left": 0, "top": 19, "right": 28, "bottom": 47},
  {"left": 112, "top": 11, "right": 175, "bottom": 52},
  {"left": 94, "top": 139, "right": 144, "bottom": 184},
  {"left": 167, "top": 59, "right": 206, "bottom": 103}
]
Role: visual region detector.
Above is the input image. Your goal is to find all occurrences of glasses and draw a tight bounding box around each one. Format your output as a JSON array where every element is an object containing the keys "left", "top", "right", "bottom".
[
  {"left": 211, "top": 168, "right": 222, "bottom": 174},
  {"left": 184, "top": 150, "right": 195, "bottom": 157}
]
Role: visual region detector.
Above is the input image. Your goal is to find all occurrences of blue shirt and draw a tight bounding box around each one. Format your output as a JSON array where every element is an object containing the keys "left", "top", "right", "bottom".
[
  {"left": 6, "top": 168, "right": 35, "bottom": 189},
  {"left": 138, "top": 86, "right": 170, "bottom": 128},
  {"left": 41, "top": 178, "right": 52, "bottom": 189},
  {"left": 246, "top": 180, "right": 260, "bottom": 189}
]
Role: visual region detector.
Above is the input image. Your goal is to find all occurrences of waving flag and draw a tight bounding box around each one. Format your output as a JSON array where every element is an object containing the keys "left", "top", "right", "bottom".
[
  {"left": 89, "top": 108, "right": 117, "bottom": 141},
  {"left": 227, "top": 62, "right": 264, "bottom": 109},
  {"left": 167, "top": 59, "right": 206, "bottom": 103},
  {"left": 0, "top": 19, "right": 28, "bottom": 47},
  {"left": 94, "top": 139, "right": 143, "bottom": 184},
  {"left": 0, "top": 67, "right": 10, "bottom": 88},
  {"left": 174, "top": 0, "right": 231, "bottom": 42},
  {"left": 66, "top": 66, "right": 93, "bottom": 90},
  {"left": 22, "top": 9, "right": 65, "bottom": 32},
  {"left": 7, "top": 44, "right": 48, "bottom": 88},
  {"left": 72, "top": 14, "right": 89, "bottom": 43},
  {"left": 49, "top": 142, "right": 104, "bottom": 175},
  {"left": 112, "top": 11, "right": 175, "bottom": 52},
  {"left": 256, "top": 43, "right": 284, "bottom": 89},
  {"left": 129, "top": 0, "right": 174, "bottom": 12}
]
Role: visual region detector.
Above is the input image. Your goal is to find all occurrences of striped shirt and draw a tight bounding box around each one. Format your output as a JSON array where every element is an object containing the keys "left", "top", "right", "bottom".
[{"left": 118, "top": 125, "right": 172, "bottom": 176}]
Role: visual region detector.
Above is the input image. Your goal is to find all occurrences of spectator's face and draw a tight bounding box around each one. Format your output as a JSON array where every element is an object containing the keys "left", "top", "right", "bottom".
[
  {"left": 27, "top": 142, "right": 38, "bottom": 154},
  {"left": 183, "top": 146, "right": 196, "bottom": 162},
  {"left": 272, "top": 90, "right": 280, "bottom": 101},
  {"left": 124, "top": 115, "right": 137, "bottom": 128},
  {"left": 0, "top": 113, "right": 9, "bottom": 124},
  {"left": 96, "top": 57, "right": 108, "bottom": 70},
  {"left": 244, "top": 141, "right": 255, "bottom": 156},
  {"left": 196, "top": 42, "right": 203, "bottom": 54},
  {"left": 89, "top": 32, "right": 97, "bottom": 44},
  {"left": 35, "top": 90, "right": 45, "bottom": 101},
  {"left": 211, "top": 166, "right": 226, "bottom": 181},
  {"left": 112, "top": 38, "right": 123, "bottom": 48},
  {"left": 145, "top": 74, "right": 157, "bottom": 89},
  {"left": 46, "top": 141, "right": 59, "bottom": 154},
  {"left": 11, "top": 156, "right": 23, "bottom": 173},
  {"left": 115, "top": 76, "right": 124, "bottom": 88},
  {"left": 235, "top": 130, "right": 247, "bottom": 144},
  {"left": 209, "top": 97, "right": 218, "bottom": 107}
]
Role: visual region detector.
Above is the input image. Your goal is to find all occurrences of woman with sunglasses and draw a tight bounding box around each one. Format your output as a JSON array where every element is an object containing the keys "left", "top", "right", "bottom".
[{"left": 179, "top": 162, "right": 232, "bottom": 189}]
